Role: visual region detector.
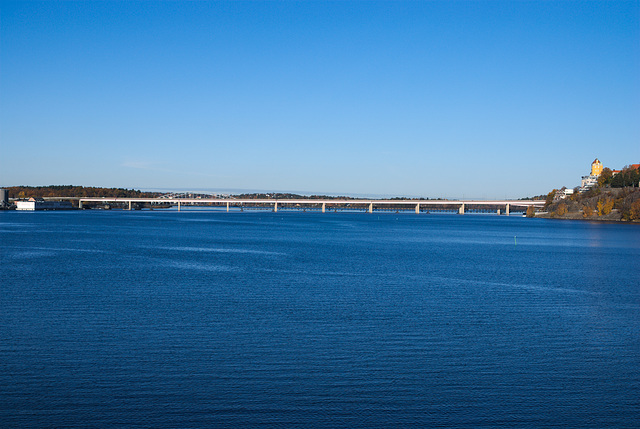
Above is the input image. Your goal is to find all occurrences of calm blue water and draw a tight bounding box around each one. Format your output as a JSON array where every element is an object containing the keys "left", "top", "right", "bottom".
[{"left": 1, "top": 210, "right": 639, "bottom": 428}]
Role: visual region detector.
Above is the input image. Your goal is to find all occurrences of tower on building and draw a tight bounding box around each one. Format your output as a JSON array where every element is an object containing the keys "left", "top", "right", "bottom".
[{"left": 591, "top": 158, "right": 603, "bottom": 176}]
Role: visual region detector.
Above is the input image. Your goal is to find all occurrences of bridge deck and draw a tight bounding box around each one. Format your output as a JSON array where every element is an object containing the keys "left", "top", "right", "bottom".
[{"left": 78, "top": 198, "right": 545, "bottom": 206}]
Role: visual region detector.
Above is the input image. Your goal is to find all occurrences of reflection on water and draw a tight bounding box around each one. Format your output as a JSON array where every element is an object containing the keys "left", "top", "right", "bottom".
[{"left": 154, "top": 246, "right": 286, "bottom": 256}]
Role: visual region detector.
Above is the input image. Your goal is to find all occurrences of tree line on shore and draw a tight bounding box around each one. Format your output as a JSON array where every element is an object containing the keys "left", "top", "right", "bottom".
[
  {"left": 3, "top": 185, "right": 160, "bottom": 199},
  {"left": 4, "top": 187, "right": 434, "bottom": 202}
]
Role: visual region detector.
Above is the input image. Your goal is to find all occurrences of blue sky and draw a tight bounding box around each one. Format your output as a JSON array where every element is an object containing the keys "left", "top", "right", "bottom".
[{"left": 1, "top": 1, "right": 638, "bottom": 198}]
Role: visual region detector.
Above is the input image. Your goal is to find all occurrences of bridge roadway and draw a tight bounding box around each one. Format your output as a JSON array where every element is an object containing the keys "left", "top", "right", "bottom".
[{"left": 78, "top": 198, "right": 546, "bottom": 215}]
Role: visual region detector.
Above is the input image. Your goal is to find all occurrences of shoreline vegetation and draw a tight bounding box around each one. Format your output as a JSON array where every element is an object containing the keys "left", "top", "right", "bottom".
[
  {"left": 532, "top": 164, "right": 640, "bottom": 222},
  {"left": 533, "top": 186, "right": 640, "bottom": 223}
]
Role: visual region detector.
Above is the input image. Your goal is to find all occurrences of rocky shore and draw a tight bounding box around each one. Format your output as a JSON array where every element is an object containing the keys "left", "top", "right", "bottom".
[{"left": 535, "top": 210, "right": 638, "bottom": 222}]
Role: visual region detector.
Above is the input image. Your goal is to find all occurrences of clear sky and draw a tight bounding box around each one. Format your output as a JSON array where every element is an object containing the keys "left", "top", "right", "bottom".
[{"left": 1, "top": 1, "right": 638, "bottom": 198}]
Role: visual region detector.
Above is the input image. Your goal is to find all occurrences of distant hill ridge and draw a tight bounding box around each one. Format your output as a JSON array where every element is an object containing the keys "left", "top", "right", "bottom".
[
  {"left": 3, "top": 185, "right": 160, "bottom": 199},
  {"left": 3, "top": 186, "right": 451, "bottom": 201}
]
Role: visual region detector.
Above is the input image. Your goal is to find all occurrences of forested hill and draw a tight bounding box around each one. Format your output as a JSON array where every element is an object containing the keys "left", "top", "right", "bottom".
[
  {"left": 3, "top": 186, "right": 160, "bottom": 199},
  {"left": 541, "top": 187, "right": 640, "bottom": 221}
]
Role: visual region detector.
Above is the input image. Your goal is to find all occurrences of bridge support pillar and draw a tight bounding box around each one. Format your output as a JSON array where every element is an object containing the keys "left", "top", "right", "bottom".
[
  {"left": 178, "top": 201, "right": 181, "bottom": 211},
  {"left": 274, "top": 201, "right": 278, "bottom": 212},
  {"left": 497, "top": 209, "right": 501, "bottom": 215},
  {"left": 79, "top": 200, "right": 83, "bottom": 209},
  {"left": 129, "top": 201, "right": 132, "bottom": 211},
  {"left": 459, "top": 203, "right": 465, "bottom": 214},
  {"left": 506, "top": 204, "right": 510, "bottom": 216},
  {"left": 226, "top": 202, "right": 229, "bottom": 212},
  {"left": 322, "top": 202, "right": 326, "bottom": 213},
  {"left": 368, "top": 203, "right": 373, "bottom": 213},
  {"left": 415, "top": 203, "right": 420, "bottom": 214}
]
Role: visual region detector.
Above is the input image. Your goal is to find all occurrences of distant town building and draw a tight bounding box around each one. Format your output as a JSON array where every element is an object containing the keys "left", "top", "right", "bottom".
[
  {"left": 612, "top": 163, "right": 640, "bottom": 176},
  {"left": 554, "top": 188, "right": 574, "bottom": 200},
  {"left": 580, "top": 176, "right": 598, "bottom": 192},
  {"left": 0, "top": 189, "right": 8, "bottom": 208},
  {"left": 580, "top": 158, "right": 603, "bottom": 193},
  {"left": 16, "top": 198, "right": 73, "bottom": 211},
  {"left": 159, "top": 192, "right": 220, "bottom": 199}
]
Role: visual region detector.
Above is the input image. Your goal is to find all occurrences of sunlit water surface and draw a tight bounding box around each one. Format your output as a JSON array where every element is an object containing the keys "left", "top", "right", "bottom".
[{"left": 1, "top": 210, "right": 639, "bottom": 428}]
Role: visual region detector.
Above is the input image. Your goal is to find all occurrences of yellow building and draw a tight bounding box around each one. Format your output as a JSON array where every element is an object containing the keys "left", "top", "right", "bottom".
[{"left": 591, "top": 158, "right": 603, "bottom": 176}]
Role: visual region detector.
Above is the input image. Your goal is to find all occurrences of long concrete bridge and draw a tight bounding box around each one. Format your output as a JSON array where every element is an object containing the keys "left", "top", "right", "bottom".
[{"left": 78, "top": 198, "right": 545, "bottom": 215}]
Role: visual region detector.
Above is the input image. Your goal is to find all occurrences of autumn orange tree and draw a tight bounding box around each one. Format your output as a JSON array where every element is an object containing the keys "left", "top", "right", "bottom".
[
  {"left": 597, "top": 168, "right": 613, "bottom": 186},
  {"left": 597, "top": 198, "right": 614, "bottom": 216},
  {"left": 555, "top": 202, "right": 568, "bottom": 216},
  {"left": 583, "top": 205, "right": 594, "bottom": 217},
  {"left": 544, "top": 190, "right": 557, "bottom": 208},
  {"left": 629, "top": 200, "right": 640, "bottom": 220}
]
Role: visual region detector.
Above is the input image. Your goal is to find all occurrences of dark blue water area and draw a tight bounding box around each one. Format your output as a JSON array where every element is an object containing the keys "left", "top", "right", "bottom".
[{"left": 1, "top": 210, "right": 639, "bottom": 428}]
